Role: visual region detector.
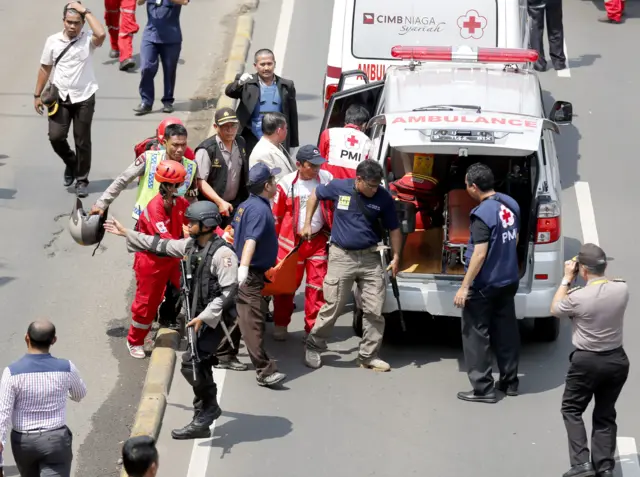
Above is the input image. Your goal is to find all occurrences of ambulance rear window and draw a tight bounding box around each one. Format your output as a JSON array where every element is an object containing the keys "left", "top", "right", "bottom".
[{"left": 351, "top": 0, "right": 499, "bottom": 60}]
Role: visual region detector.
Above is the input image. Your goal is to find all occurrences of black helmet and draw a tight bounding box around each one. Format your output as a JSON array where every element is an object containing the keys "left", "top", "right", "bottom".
[
  {"left": 185, "top": 201, "right": 221, "bottom": 228},
  {"left": 69, "top": 198, "right": 109, "bottom": 246}
]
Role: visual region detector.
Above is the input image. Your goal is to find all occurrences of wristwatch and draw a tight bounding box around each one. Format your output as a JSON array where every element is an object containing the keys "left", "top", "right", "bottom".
[{"left": 561, "top": 278, "right": 571, "bottom": 287}]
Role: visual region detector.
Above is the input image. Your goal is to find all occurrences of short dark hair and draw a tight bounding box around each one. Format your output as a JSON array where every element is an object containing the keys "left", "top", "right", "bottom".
[
  {"left": 164, "top": 123, "right": 187, "bottom": 140},
  {"left": 254, "top": 48, "right": 275, "bottom": 63},
  {"left": 63, "top": 3, "right": 85, "bottom": 20},
  {"left": 355, "top": 160, "right": 383, "bottom": 182},
  {"left": 262, "top": 112, "right": 287, "bottom": 135},
  {"left": 345, "top": 104, "right": 370, "bottom": 127},
  {"left": 582, "top": 263, "right": 607, "bottom": 276},
  {"left": 122, "top": 436, "right": 158, "bottom": 477},
  {"left": 465, "top": 163, "right": 494, "bottom": 192},
  {"left": 27, "top": 321, "right": 56, "bottom": 350}
]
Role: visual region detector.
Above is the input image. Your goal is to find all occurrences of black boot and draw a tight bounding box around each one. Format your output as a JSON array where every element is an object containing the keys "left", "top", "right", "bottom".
[{"left": 171, "top": 403, "right": 222, "bottom": 440}]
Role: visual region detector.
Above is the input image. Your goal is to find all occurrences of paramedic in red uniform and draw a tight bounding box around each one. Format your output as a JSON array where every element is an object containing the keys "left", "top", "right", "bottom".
[
  {"left": 134, "top": 117, "right": 195, "bottom": 160},
  {"left": 127, "top": 161, "right": 189, "bottom": 359},
  {"left": 319, "top": 104, "right": 373, "bottom": 179},
  {"left": 104, "top": 0, "right": 139, "bottom": 70},
  {"left": 271, "top": 145, "right": 333, "bottom": 341}
]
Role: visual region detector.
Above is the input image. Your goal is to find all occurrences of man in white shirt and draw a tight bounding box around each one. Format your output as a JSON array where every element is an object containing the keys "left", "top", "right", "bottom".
[
  {"left": 271, "top": 145, "right": 333, "bottom": 341},
  {"left": 34, "top": 2, "right": 106, "bottom": 198},
  {"left": 249, "top": 112, "right": 295, "bottom": 181}
]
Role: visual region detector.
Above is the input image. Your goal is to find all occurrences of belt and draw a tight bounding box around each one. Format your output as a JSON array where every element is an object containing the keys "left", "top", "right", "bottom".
[
  {"left": 330, "top": 243, "right": 378, "bottom": 253},
  {"left": 574, "top": 346, "right": 624, "bottom": 355},
  {"left": 12, "top": 425, "right": 66, "bottom": 435}
]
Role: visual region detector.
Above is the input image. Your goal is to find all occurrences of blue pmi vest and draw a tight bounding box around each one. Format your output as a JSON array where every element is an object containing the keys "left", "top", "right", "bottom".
[
  {"left": 250, "top": 82, "right": 282, "bottom": 139},
  {"left": 464, "top": 193, "right": 520, "bottom": 289}
]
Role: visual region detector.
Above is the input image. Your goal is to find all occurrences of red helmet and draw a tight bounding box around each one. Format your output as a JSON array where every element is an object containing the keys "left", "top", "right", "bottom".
[
  {"left": 157, "top": 117, "right": 184, "bottom": 142},
  {"left": 155, "top": 160, "right": 187, "bottom": 184}
]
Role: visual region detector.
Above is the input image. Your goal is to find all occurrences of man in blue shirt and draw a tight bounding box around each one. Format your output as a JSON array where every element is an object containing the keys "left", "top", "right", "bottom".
[
  {"left": 301, "top": 160, "right": 402, "bottom": 372},
  {"left": 454, "top": 163, "right": 521, "bottom": 404},
  {"left": 232, "top": 163, "right": 287, "bottom": 387},
  {"left": 134, "top": 0, "right": 189, "bottom": 115}
]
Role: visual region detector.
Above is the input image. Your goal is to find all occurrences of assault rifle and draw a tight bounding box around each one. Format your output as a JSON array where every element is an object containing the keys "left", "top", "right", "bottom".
[{"left": 180, "top": 259, "right": 198, "bottom": 381}]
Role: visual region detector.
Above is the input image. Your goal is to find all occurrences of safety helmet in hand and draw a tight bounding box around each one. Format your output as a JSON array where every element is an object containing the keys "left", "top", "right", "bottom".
[
  {"left": 69, "top": 198, "right": 108, "bottom": 246},
  {"left": 157, "top": 117, "right": 184, "bottom": 142},
  {"left": 185, "top": 201, "right": 222, "bottom": 228},
  {"left": 155, "top": 160, "right": 187, "bottom": 184}
]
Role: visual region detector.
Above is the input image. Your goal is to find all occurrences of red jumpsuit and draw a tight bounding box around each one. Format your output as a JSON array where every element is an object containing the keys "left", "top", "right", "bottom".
[
  {"left": 604, "top": 0, "right": 625, "bottom": 21},
  {"left": 128, "top": 193, "right": 189, "bottom": 346},
  {"left": 104, "top": 0, "right": 139, "bottom": 62},
  {"left": 271, "top": 170, "right": 334, "bottom": 333}
]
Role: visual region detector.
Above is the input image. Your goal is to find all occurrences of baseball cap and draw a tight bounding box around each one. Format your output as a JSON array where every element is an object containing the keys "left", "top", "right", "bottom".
[
  {"left": 296, "top": 145, "right": 326, "bottom": 165},
  {"left": 215, "top": 107, "right": 239, "bottom": 126},
  {"left": 248, "top": 162, "right": 281, "bottom": 186},
  {"left": 574, "top": 243, "right": 609, "bottom": 267}
]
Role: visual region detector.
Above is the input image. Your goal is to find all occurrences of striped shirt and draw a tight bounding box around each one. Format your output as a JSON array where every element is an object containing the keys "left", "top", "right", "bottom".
[{"left": 0, "top": 353, "right": 87, "bottom": 442}]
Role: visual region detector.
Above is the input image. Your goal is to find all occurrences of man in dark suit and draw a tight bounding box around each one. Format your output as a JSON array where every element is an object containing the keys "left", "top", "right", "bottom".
[{"left": 224, "top": 48, "right": 299, "bottom": 157}]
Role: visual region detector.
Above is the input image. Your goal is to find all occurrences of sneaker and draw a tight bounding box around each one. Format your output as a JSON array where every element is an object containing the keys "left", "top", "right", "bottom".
[
  {"left": 162, "top": 103, "right": 175, "bottom": 113},
  {"left": 214, "top": 357, "right": 248, "bottom": 371},
  {"left": 304, "top": 348, "right": 322, "bottom": 369},
  {"left": 273, "top": 326, "right": 288, "bottom": 341},
  {"left": 357, "top": 356, "right": 391, "bottom": 372},
  {"left": 127, "top": 341, "right": 146, "bottom": 359},
  {"left": 301, "top": 332, "right": 309, "bottom": 344},
  {"left": 109, "top": 49, "right": 120, "bottom": 59},
  {"left": 256, "top": 372, "right": 287, "bottom": 387}
]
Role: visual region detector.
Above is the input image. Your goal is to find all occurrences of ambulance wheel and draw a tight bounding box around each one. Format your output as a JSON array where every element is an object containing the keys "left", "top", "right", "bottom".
[
  {"left": 532, "top": 316, "right": 560, "bottom": 342},
  {"left": 352, "top": 307, "right": 364, "bottom": 338}
]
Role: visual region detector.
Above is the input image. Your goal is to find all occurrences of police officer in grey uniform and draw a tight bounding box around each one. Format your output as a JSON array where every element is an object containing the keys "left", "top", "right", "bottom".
[{"left": 551, "top": 243, "right": 630, "bottom": 477}]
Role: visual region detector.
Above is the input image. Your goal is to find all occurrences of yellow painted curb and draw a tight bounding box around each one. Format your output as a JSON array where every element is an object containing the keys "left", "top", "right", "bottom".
[{"left": 207, "top": 11, "right": 256, "bottom": 138}]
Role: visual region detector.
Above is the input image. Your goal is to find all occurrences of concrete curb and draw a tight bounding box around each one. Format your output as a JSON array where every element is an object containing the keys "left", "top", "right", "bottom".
[
  {"left": 120, "top": 328, "right": 180, "bottom": 477},
  {"left": 207, "top": 1, "right": 259, "bottom": 138}
]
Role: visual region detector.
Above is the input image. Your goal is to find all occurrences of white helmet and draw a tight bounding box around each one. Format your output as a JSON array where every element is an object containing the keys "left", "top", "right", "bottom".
[{"left": 69, "top": 198, "right": 108, "bottom": 246}]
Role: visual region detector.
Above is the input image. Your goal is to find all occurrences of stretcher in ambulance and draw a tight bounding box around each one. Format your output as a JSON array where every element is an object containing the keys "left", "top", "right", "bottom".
[
  {"left": 323, "top": 0, "right": 531, "bottom": 108},
  {"left": 320, "top": 45, "right": 574, "bottom": 342}
]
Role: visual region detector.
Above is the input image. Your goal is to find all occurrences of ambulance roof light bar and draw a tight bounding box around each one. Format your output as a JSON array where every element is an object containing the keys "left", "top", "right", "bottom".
[{"left": 390, "top": 46, "right": 540, "bottom": 64}]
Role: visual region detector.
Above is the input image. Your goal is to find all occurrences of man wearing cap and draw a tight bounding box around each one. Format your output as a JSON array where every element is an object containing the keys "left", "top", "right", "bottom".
[
  {"left": 271, "top": 145, "right": 334, "bottom": 342},
  {"left": 232, "top": 163, "right": 287, "bottom": 387},
  {"left": 194, "top": 107, "right": 249, "bottom": 227},
  {"left": 551, "top": 244, "right": 630, "bottom": 477}
]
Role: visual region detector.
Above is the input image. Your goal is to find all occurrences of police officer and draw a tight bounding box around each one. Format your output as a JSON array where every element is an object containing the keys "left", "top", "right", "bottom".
[
  {"left": 232, "top": 163, "right": 287, "bottom": 387},
  {"left": 302, "top": 160, "right": 401, "bottom": 372},
  {"left": 134, "top": 0, "right": 189, "bottom": 115},
  {"left": 104, "top": 201, "right": 241, "bottom": 440},
  {"left": 528, "top": 0, "right": 567, "bottom": 72},
  {"left": 551, "top": 244, "right": 629, "bottom": 477},
  {"left": 454, "top": 163, "right": 521, "bottom": 404}
]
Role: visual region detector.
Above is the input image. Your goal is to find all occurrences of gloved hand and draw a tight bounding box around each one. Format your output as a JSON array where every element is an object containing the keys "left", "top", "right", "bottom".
[
  {"left": 238, "top": 265, "right": 249, "bottom": 286},
  {"left": 238, "top": 72, "right": 253, "bottom": 85}
]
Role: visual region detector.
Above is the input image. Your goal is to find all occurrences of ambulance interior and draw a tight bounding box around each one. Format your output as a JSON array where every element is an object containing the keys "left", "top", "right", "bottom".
[{"left": 386, "top": 150, "right": 536, "bottom": 276}]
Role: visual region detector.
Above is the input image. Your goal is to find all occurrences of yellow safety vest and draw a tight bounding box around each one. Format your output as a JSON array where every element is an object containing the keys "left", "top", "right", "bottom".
[{"left": 132, "top": 150, "right": 196, "bottom": 220}]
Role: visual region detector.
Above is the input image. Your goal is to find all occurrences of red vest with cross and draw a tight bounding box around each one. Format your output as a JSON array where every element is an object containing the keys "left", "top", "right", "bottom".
[{"left": 319, "top": 125, "right": 373, "bottom": 180}]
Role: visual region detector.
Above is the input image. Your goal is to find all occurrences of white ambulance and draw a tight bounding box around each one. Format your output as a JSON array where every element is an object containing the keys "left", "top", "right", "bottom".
[
  {"left": 321, "top": 46, "right": 574, "bottom": 342},
  {"left": 323, "top": 0, "right": 531, "bottom": 107}
]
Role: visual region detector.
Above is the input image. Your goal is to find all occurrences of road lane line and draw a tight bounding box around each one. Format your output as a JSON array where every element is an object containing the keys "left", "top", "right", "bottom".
[
  {"left": 618, "top": 437, "right": 640, "bottom": 477},
  {"left": 273, "top": 0, "right": 295, "bottom": 75},
  {"left": 186, "top": 367, "right": 227, "bottom": 477},
  {"left": 558, "top": 39, "right": 571, "bottom": 78},
  {"left": 575, "top": 181, "right": 599, "bottom": 246}
]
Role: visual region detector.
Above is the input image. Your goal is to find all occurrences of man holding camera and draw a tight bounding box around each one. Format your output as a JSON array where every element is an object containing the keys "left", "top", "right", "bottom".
[{"left": 551, "top": 243, "right": 630, "bottom": 477}]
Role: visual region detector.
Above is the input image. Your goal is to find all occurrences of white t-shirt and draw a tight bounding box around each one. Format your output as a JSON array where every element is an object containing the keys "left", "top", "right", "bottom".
[
  {"left": 40, "top": 30, "right": 99, "bottom": 104},
  {"left": 294, "top": 178, "right": 324, "bottom": 234}
]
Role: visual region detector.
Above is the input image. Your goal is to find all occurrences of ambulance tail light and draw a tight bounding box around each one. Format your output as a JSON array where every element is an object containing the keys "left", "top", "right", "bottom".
[
  {"left": 390, "top": 46, "right": 539, "bottom": 64},
  {"left": 535, "top": 200, "right": 561, "bottom": 244},
  {"left": 324, "top": 83, "right": 338, "bottom": 109}
]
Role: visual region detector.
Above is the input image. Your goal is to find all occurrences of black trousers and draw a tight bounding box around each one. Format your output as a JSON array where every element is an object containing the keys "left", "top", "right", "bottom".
[
  {"left": 461, "top": 281, "right": 520, "bottom": 395},
  {"left": 561, "top": 347, "right": 629, "bottom": 473},
  {"left": 11, "top": 426, "right": 73, "bottom": 477},
  {"left": 48, "top": 94, "right": 96, "bottom": 187},
  {"left": 528, "top": 0, "right": 566, "bottom": 67},
  {"left": 180, "top": 328, "right": 222, "bottom": 413}
]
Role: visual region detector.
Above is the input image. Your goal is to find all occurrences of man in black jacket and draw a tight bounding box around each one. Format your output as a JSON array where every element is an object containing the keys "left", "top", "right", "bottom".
[
  {"left": 194, "top": 107, "right": 249, "bottom": 228},
  {"left": 224, "top": 48, "right": 299, "bottom": 156}
]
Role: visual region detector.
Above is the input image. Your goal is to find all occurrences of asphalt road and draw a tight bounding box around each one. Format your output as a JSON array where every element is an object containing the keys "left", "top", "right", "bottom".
[
  {"left": 160, "top": 1, "right": 640, "bottom": 477},
  {"left": 0, "top": 0, "right": 247, "bottom": 475}
]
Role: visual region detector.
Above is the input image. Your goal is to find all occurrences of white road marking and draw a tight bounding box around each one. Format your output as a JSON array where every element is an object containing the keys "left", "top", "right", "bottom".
[
  {"left": 272, "top": 0, "right": 295, "bottom": 76},
  {"left": 575, "top": 181, "right": 599, "bottom": 245},
  {"left": 617, "top": 437, "right": 640, "bottom": 477},
  {"left": 186, "top": 367, "right": 227, "bottom": 477},
  {"left": 558, "top": 39, "right": 571, "bottom": 78}
]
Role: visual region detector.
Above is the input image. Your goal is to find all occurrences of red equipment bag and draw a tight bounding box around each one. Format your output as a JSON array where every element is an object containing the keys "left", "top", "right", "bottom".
[{"left": 389, "top": 173, "right": 441, "bottom": 229}]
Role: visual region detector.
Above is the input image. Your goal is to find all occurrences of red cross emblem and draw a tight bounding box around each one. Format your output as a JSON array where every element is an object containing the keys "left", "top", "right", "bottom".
[
  {"left": 499, "top": 205, "right": 515, "bottom": 228},
  {"left": 346, "top": 134, "right": 359, "bottom": 148},
  {"left": 457, "top": 10, "right": 487, "bottom": 40}
]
